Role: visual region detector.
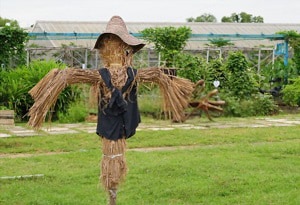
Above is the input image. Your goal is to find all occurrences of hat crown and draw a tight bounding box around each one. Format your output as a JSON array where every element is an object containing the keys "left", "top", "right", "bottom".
[
  {"left": 94, "top": 16, "right": 145, "bottom": 53},
  {"left": 105, "top": 16, "right": 127, "bottom": 33}
]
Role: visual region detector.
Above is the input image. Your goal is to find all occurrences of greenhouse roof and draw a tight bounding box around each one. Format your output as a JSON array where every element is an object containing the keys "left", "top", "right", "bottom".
[{"left": 28, "top": 21, "right": 300, "bottom": 49}]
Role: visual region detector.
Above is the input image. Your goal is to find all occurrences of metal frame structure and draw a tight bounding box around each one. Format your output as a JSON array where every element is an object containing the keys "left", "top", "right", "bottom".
[{"left": 27, "top": 32, "right": 289, "bottom": 68}]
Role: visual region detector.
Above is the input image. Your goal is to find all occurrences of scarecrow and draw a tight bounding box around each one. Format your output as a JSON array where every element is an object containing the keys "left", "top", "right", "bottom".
[{"left": 27, "top": 16, "right": 223, "bottom": 205}]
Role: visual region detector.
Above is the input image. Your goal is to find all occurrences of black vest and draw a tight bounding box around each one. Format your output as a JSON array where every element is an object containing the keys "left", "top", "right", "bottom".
[{"left": 96, "top": 67, "right": 140, "bottom": 140}]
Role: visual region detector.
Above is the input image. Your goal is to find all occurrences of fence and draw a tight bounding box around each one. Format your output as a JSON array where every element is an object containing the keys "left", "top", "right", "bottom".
[{"left": 25, "top": 46, "right": 284, "bottom": 71}]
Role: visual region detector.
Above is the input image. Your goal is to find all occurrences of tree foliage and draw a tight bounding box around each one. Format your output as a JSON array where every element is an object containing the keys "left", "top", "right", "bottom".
[
  {"left": 0, "top": 20, "right": 28, "bottom": 68},
  {"left": 141, "top": 26, "right": 192, "bottom": 67},
  {"left": 221, "top": 12, "right": 264, "bottom": 23},
  {"left": 0, "top": 17, "right": 19, "bottom": 27},
  {"left": 187, "top": 13, "right": 217, "bottom": 22}
]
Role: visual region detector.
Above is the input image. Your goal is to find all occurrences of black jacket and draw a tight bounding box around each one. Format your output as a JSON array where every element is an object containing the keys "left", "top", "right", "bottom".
[{"left": 96, "top": 67, "right": 140, "bottom": 140}]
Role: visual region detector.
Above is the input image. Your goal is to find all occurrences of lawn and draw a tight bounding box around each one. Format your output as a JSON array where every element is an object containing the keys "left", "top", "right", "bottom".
[{"left": 0, "top": 116, "right": 299, "bottom": 205}]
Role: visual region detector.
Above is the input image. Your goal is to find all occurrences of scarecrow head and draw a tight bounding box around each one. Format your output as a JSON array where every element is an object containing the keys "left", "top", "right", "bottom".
[{"left": 94, "top": 16, "right": 145, "bottom": 68}]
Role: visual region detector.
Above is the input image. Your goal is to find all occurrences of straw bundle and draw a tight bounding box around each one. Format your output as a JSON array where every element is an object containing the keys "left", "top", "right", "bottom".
[
  {"left": 28, "top": 68, "right": 101, "bottom": 128},
  {"left": 137, "top": 67, "right": 194, "bottom": 122},
  {"left": 101, "top": 137, "right": 127, "bottom": 190}
]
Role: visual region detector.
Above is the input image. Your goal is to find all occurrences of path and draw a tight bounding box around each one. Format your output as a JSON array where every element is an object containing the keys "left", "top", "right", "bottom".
[{"left": 1, "top": 116, "right": 300, "bottom": 138}]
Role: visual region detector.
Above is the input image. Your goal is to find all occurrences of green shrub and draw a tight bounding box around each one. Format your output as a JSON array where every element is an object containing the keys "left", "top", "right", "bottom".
[
  {"left": 175, "top": 53, "right": 207, "bottom": 83},
  {"left": 221, "top": 93, "right": 278, "bottom": 117},
  {"left": 0, "top": 60, "right": 80, "bottom": 121},
  {"left": 225, "top": 51, "right": 257, "bottom": 99},
  {"left": 252, "top": 94, "right": 279, "bottom": 115},
  {"left": 206, "top": 59, "right": 228, "bottom": 90},
  {"left": 221, "top": 95, "right": 242, "bottom": 117},
  {"left": 282, "top": 77, "right": 300, "bottom": 106}
]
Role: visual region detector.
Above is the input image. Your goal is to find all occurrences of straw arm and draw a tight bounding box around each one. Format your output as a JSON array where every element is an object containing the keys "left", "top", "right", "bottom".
[
  {"left": 28, "top": 68, "right": 102, "bottom": 129},
  {"left": 136, "top": 67, "right": 194, "bottom": 122}
]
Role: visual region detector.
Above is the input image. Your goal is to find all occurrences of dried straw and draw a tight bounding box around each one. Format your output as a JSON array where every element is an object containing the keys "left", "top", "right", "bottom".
[
  {"left": 137, "top": 67, "right": 194, "bottom": 122},
  {"left": 27, "top": 68, "right": 101, "bottom": 128},
  {"left": 101, "top": 137, "right": 127, "bottom": 190}
]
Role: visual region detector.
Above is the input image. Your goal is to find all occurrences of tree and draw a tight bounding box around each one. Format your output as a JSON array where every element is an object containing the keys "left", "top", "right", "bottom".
[
  {"left": 207, "top": 38, "right": 234, "bottom": 47},
  {"left": 141, "top": 26, "right": 192, "bottom": 67},
  {"left": 221, "top": 12, "right": 264, "bottom": 23},
  {"left": 252, "top": 16, "right": 264, "bottom": 23},
  {"left": 187, "top": 13, "right": 217, "bottom": 22},
  {"left": 0, "top": 18, "right": 28, "bottom": 68},
  {"left": 0, "top": 17, "right": 19, "bottom": 27},
  {"left": 186, "top": 17, "right": 194, "bottom": 22}
]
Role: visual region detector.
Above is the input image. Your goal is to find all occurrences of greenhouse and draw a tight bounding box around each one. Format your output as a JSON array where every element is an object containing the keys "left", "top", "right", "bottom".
[{"left": 27, "top": 21, "right": 300, "bottom": 69}]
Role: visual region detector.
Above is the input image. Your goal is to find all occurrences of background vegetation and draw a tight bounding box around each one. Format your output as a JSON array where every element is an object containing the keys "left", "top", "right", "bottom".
[
  {"left": 0, "top": 17, "right": 300, "bottom": 122},
  {"left": 140, "top": 26, "right": 300, "bottom": 119},
  {"left": 187, "top": 12, "right": 264, "bottom": 23}
]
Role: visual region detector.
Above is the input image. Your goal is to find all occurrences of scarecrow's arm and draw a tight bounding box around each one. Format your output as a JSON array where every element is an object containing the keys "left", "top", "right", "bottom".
[
  {"left": 136, "top": 67, "right": 194, "bottom": 122},
  {"left": 28, "top": 68, "right": 102, "bottom": 129}
]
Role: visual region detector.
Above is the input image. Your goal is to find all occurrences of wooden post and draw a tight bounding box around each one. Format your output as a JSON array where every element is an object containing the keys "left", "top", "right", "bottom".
[{"left": 109, "top": 189, "right": 117, "bottom": 205}]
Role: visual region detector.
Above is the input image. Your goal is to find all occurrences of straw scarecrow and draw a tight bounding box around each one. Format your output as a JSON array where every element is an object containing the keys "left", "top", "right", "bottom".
[
  {"left": 27, "top": 16, "right": 224, "bottom": 205},
  {"left": 27, "top": 16, "right": 192, "bottom": 204}
]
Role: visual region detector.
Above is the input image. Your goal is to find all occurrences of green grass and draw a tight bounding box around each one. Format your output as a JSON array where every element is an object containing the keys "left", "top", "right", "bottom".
[{"left": 0, "top": 118, "right": 299, "bottom": 204}]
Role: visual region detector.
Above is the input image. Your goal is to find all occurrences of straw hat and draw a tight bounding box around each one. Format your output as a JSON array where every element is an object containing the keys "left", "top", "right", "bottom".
[{"left": 94, "top": 16, "right": 145, "bottom": 53}]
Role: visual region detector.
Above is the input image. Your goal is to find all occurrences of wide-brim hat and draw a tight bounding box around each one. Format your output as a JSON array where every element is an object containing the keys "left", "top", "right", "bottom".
[{"left": 94, "top": 16, "right": 145, "bottom": 53}]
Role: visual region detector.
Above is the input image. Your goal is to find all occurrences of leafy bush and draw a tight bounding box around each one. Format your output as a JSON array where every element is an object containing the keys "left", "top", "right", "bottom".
[
  {"left": 282, "top": 77, "right": 300, "bottom": 106},
  {"left": 252, "top": 94, "right": 279, "bottom": 115},
  {"left": 225, "top": 51, "right": 257, "bottom": 99},
  {"left": 221, "top": 93, "right": 278, "bottom": 117},
  {"left": 0, "top": 60, "right": 80, "bottom": 121},
  {"left": 175, "top": 52, "right": 207, "bottom": 83},
  {"left": 220, "top": 94, "right": 241, "bottom": 117},
  {"left": 205, "top": 59, "right": 228, "bottom": 90}
]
